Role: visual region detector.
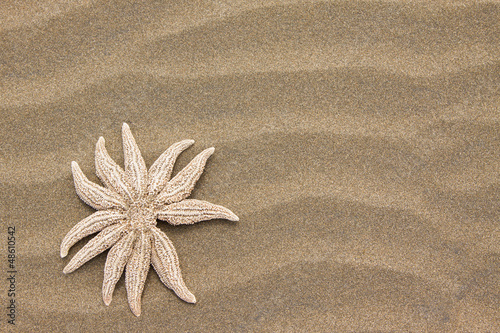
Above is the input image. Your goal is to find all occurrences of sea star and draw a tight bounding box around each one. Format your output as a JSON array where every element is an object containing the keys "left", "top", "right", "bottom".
[{"left": 61, "top": 123, "right": 238, "bottom": 316}]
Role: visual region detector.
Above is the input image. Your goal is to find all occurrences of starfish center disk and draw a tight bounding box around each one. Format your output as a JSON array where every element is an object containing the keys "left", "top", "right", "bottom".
[{"left": 127, "top": 201, "right": 157, "bottom": 230}]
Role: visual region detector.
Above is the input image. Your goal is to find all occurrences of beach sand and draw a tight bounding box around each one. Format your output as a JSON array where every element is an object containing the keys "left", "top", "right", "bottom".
[{"left": 1, "top": 0, "right": 499, "bottom": 331}]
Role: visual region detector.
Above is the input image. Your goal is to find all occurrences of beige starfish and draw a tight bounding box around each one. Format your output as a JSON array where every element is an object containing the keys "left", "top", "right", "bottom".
[{"left": 61, "top": 123, "right": 238, "bottom": 316}]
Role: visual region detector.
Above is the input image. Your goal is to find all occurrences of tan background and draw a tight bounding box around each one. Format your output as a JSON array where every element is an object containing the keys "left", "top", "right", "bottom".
[{"left": 1, "top": 1, "right": 499, "bottom": 332}]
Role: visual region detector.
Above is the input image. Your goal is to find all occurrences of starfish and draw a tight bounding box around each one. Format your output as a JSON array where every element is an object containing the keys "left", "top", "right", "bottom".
[{"left": 61, "top": 123, "right": 238, "bottom": 316}]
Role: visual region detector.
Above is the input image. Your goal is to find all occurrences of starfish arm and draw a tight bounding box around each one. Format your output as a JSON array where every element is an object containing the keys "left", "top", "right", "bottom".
[
  {"left": 71, "top": 161, "right": 126, "bottom": 210},
  {"left": 122, "top": 123, "right": 147, "bottom": 198},
  {"left": 155, "top": 147, "right": 215, "bottom": 206},
  {"left": 95, "top": 137, "right": 134, "bottom": 202},
  {"left": 150, "top": 226, "right": 196, "bottom": 303},
  {"left": 157, "top": 199, "right": 239, "bottom": 225},
  {"left": 147, "top": 139, "right": 195, "bottom": 196},
  {"left": 102, "top": 230, "right": 137, "bottom": 306},
  {"left": 125, "top": 230, "right": 152, "bottom": 317},
  {"left": 60, "top": 210, "right": 127, "bottom": 258},
  {"left": 63, "top": 223, "right": 127, "bottom": 274}
]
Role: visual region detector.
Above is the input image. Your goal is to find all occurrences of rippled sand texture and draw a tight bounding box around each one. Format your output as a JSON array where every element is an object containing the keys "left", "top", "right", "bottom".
[{"left": 1, "top": 0, "right": 499, "bottom": 331}]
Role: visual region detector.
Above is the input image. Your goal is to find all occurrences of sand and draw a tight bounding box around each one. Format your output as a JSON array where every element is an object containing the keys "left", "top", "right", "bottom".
[{"left": 1, "top": 0, "right": 499, "bottom": 331}]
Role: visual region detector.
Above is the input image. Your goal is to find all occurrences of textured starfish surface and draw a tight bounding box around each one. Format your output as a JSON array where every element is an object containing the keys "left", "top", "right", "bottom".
[{"left": 61, "top": 123, "right": 238, "bottom": 316}]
